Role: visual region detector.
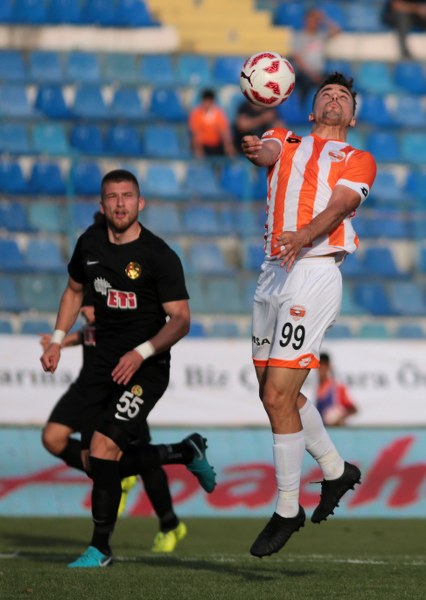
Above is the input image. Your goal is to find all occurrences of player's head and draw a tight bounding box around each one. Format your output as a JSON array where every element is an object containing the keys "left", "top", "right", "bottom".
[
  {"left": 100, "top": 169, "right": 144, "bottom": 234},
  {"left": 319, "top": 352, "right": 332, "bottom": 381},
  {"left": 310, "top": 72, "right": 357, "bottom": 128}
]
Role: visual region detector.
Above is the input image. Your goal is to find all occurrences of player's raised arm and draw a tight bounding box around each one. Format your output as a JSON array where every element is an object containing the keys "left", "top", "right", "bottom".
[{"left": 241, "top": 135, "right": 280, "bottom": 166}]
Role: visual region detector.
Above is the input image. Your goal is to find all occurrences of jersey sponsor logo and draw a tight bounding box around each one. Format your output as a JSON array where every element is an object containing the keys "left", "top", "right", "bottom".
[
  {"left": 86, "top": 259, "right": 100, "bottom": 266},
  {"left": 125, "top": 261, "right": 141, "bottom": 280},
  {"left": 131, "top": 385, "right": 143, "bottom": 397},
  {"left": 107, "top": 289, "right": 137, "bottom": 309},
  {"left": 289, "top": 305, "right": 306, "bottom": 320},
  {"left": 299, "top": 356, "right": 312, "bottom": 367},
  {"left": 328, "top": 150, "right": 346, "bottom": 162},
  {"left": 286, "top": 136, "right": 301, "bottom": 144},
  {"left": 252, "top": 336, "right": 271, "bottom": 346},
  {"left": 94, "top": 277, "right": 112, "bottom": 296}
]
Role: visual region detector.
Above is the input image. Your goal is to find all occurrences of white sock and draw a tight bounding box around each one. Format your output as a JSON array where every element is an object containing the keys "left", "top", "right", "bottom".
[
  {"left": 299, "top": 400, "right": 344, "bottom": 480},
  {"left": 273, "top": 431, "right": 305, "bottom": 518}
]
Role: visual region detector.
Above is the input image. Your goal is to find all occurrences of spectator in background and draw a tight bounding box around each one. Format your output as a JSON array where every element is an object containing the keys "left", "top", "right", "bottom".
[
  {"left": 382, "top": 0, "right": 426, "bottom": 59},
  {"left": 233, "top": 100, "right": 284, "bottom": 153},
  {"left": 316, "top": 352, "right": 358, "bottom": 426},
  {"left": 292, "top": 8, "right": 341, "bottom": 103},
  {"left": 188, "top": 88, "right": 236, "bottom": 157}
]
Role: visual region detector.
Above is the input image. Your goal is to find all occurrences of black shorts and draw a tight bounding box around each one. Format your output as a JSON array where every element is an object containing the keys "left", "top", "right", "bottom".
[
  {"left": 47, "top": 379, "right": 86, "bottom": 432},
  {"left": 81, "top": 359, "right": 169, "bottom": 451}
]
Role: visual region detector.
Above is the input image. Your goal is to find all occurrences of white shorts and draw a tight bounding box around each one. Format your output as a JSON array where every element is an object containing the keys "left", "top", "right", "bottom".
[{"left": 252, "top": 257, "right": 342, "bottom": 369}]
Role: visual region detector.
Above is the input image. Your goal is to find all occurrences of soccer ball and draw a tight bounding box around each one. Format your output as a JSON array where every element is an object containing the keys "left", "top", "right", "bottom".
[{"left": 239, "top": 52, "right": 295, "bottom": 108}]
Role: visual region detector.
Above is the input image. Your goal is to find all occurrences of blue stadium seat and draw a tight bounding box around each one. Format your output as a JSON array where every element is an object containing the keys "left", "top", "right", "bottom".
[
  {"left": 204, "top": 278, "right": 245, "bottom": 313},
  {"left": 72, "top": 85, "right": 109, "bottom": 119},
  {"left": 357, "top": 95, "right": 395, "bottom": 127},
  {"left": 400, "top": 133, "right": 426, "bottom": 165},
  {"left": 0, "top": 50, "right": 26, "bottom": 81},
  {"left": 365, "top": 131, "right": 400, "bottom": 163},
  {"left": 369, "top": 171, "right": 403, "bottom": 205},
  {"left": 0, "top": 239, "right": 26, "bottom": 271},
  {"left": 34, "top": 84, "right": 71, "bottom": 119},
  {"left": 187, "top": 320, "right": 207, "bottom": 337},
  {"left": 404, "top": 170, "right": 426, "bottom": 205},
  {"left": 219, "top": 162, "right": 253, "bottom": 201},
  {"left": 65, "top": 51, "right": 101, "bottom": 82},
  {"left": 389, "top": 282, "right": 426, "bottom": 316},
  {"left": 321, "top": 3, "right": 347, "bottom": 29},
  {"left": 366, "top": 212, "right": 412, "bottom": 239},
  {"left": 176, "top": 54, "right": 212, "bottom": 87},
  {"left": 81, "top": 0, "right": 116, "bottom": 25},
  {"left": 185, "top": 276, "right": 208, "bottom": 313},
  {"left": 116, "top": 0, "right": 159, "bottom": 26},
  {"left": 325, "top": 59, "right": 354, "bottom": 80},
  {"left": 25, "top": 239, "right": 65, "bottom": 272},
  {"left": 28, "top": 50, "right": 63, "bottom": 83},
  {"left": 71, "top": 161, "right": 103, "bottom": 196},
  {"left": 143, "top": 124, "right": 180, "bottom": 158},
  {"left": 394, "top": 61, "right": 426, "bottom": 94},
  {"left": 12, "top": 0, "right": 48, "bottom": 24},
  {"left": 0, "top": 161, "right": 29, "bottom": 194},
  {"left": 232, "top": 206, "right": 261, "bottom": 237},
  {"left": 393, "top": 95, "right": 426, "bottom": 128},
  {"left": 0, "top": 124, "right": 31, "bottom": 154},
  {"left": 139, "top": 55, "right": 176, "bottom": 86},
  {"left": 48, "top": 0, "right": 82, "bottom": 24},
  {"left": 104, "top": 124, "right": 142, "bottom": 156},
  {"left": 0, "top": 201, "right": 33, "bottom": 232},
  {"left": 28, "top": 161, "right": 66, "bottom": 195},
  {"left": 213, "top": 56, "right": 244, "bottom": 85},
  {"left": 0, "top": 1, "right": 13, "bottom": 24},
  {"left": 143, "top": 204, "right": 182, "bottom": 235},
  {"left": 395, "top": 323, "right": 425, "bottom": 339},
  {"left": 356, "top": 62, "right": 396, "bottom": 94},
  {"left": 19, "top": 275, "right": 62, "bottom": 311},
  {"left": 187, "top": 242, "right": 233, "bottom": 275},
  {"left": 362, "top": 246, "right": 406, "bottom": 278},
  {"left": 277, "top": 91, "right": 306, "bottom": 126},
  {"left": 103, "top": 53, "right": 138, "bottom": 84},
  {"left": 183, "top": 164, "right": 224, "bottom": 199},
  {"left": 210, "top": 320, "right": 241, "bottom": 337},
  {"left": 21, "top": 318, "right": 53, "bottom": 335},
  {"left": 70, "top": 124, "right": 104, "bottom": 155},
  {"left": 418, "top": 247, "right": 426, "bottom": 274},
  {"left": 243, "top": 240, "right": 265, "bottom": 272},
  {"left": 110, "top": 87, "right": 145, "bottom": 120},
  {"left": 340, "top": 253, "right": 365, "bottom": 279},
  {"left": 357, "top": 323, "right": 391, "bottom": 339},
  {"left": 148, "top": 87, "right": 187, "bottom": 121},
  {"left": 72, "top": 201, "right": 99, "bottom": 231},
  {"left": 143, "top": 164, "right": 183, "bottom": 200},
  {"left": 0, "top": 84, "right": 35, "bottom": 118},
  {"left": 273, "top": 2, "right": 305, "bottom": 28},
  {"left": 345, "top": 5, "right": 387, "bottom": 32},
  {"left": 0, "top": 319, "right": 13, "bottom": 334},
  {"left": 32, "top": 123, "right": 69, "bottom": 155},
  {"left": 27, "top": 201, "right": 66, "bottom": 233},
  {"left": 340, "top": 283, "right": 364, "bottom": 315},
  {"left": 0, "top": 275, "right": 28, "bottom": 311},
  {"left": 182, "top": 205, "right": 221, "bottom": 235},
  {"left": 354, "top": 282, "right": 396, "bottom": 315},
  {"left": 325, "top": 324, "right": 353, "bottom": 339}
]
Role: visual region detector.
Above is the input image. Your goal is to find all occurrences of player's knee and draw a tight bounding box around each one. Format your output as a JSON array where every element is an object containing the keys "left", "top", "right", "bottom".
[{"left": 41, "top": 426, "right": 67, "bottom": 456}]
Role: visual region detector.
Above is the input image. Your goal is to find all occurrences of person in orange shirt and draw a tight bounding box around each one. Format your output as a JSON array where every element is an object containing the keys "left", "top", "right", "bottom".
[
  {"left": 189, "top": 88, "right": 236, "bottom": 157},
  {"left": 241, "top": 72, "right": 376, "bottom": 558},
  {"left": 316, "top": 352, "right": 358, "bottom": 426}
]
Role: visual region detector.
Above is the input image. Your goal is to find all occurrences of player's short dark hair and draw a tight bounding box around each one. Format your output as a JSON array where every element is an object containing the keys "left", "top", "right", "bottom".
[
  {"left": 201, "top": 88, "right": 215, "bottom": 101},
  {"left": 101, "top": 169, "right": 140, "bottom": 200},
  {"left": 312, "top": 72, "right": 357, "bottom": 114},
  {"left": 319, "top": 352, "right": 330, "bottom": 365}
]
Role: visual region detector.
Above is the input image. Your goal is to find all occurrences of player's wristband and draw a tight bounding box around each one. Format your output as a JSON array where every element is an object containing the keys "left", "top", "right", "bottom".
[
  {"left": 51, "top": 329, "right": 66, "bottom": 346},
  {"left": 134, "top": 340, "right": 155, "bottom": 360}
]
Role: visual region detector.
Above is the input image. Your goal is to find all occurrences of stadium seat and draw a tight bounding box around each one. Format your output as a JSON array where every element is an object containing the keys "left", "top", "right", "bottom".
[
  {"left": 389, "top": 282, "right": 426, "bottom": 316},
  {"left": 19, "top": 275, "right": 63, "bottom": 311},
  {"left": 110, "top": 87, "right": 145, "bottom": 120},
  {"left": 0, "top": 239, "right": 26, "bottom": 271},
  {"left": 0, "top": 50, "right": 26, "bottom": 81},
  {"left": 394, "top": 61, "right": 426, "bottom": 95},
  {"left": 32, "top": 123, "right": 69, "bottom": 155},
  {"left": 81, "top": 0, "right": 116, "bottom": 25},
  {"left": 366, "top": 212, "right": 412, "bottom": 240},
  {"left": 72, "top": 85, "right": 109, "bottom": 119},
  {"left": 143, "top": 204, "right": 182, "bottom": 235},
  {"left": 34, "top": 84, "right": 71, "bottom": 119},
  {"left": 0, "top": 1, "right": 13, "bottom": 24},
  {"left": 219, "top": 162, "right": 253, "bottom": 201},
  {"left": 72, "top": 201, "right": 99, "bottom": 231},
  {"left": 321, "top": 3, "right": 347, "bottom": 29},
  {"left": 210, "top": 320, "right": 241, "bottom": 337},
  {"left": 0, "top": 275, "right": 28, "bottom": 311},
  {"left": 325, "top": 324, "right": 353, "bottom": 339},
  {"left": 273, "top": 2, "right": 305, "bottom": 28},
  {"left": 232, "top": 206, "right": 262, "bottom": 237},
  {"left": 358, "top": 323, "right": 391, "bottom": 339},
  {"left": 354, "top": 282, "right": 396, "bottom": 316},
  {"left": 345, "top": 5, "right": 387, "bottom": 32},
  {"left": 116, "top": 0, "right": 159, "bottom": 27},
  {"left": 365, "top": 131, "right": 400, "bottom": 163},
  {"left": 212, "top": 56, "right": 245, "bottom": 85},
  {"left": 176, "top": 54, "right": 212, "bottom": 87},
  {"left": 242, "top": 240, "right": 265, "bottom": 272},
  {"left": 70, "top": 124, "right": 104, "bottom": 155},
  {"left": 362, "top": 246, "right": 406, "bottom": 278},
  {"left": 0, "top": 84, "right": 35, "bottom": 118},
  {"left": 143, "top": 164, "right": 183, "bottom": 200},
  {"left": 404, "top": 169, "right": 426, "bottom": 205},
  {"left": 143, "top": 124, "right": 181, "bottom": 158},
  {"left": 28, "top": 161, "right": 66, "bottom": 196},
  {"left": 48, "top": 0, "right": 82, "bottom": 24},
  {"left": 20, "top": 318, "right": 53, "bottom": 335},
  {"left": 139, "top": 55, "right": 176, "bottom": 86},
  {"left": 27, "top": 201, "right": 66, "bottom": 233},
  {"left": 24, "top": 239, "right": 65, "bottom": 272},
  {"left": 0, "top": 201, "right": 33, "bottom": 232},
  {"left": 0, "top": 161, "right": 29, "bottom": 195},
  {"left": 325, "top": 59, "right": 354, "bottom": 80},
  {"left": 369, "top": 171, "right": 403, "bottom": 205},
  {"left": 393, "top": 96, "right": 426, "bottom": 128},
  {"left": 356, "top": 62, "right": 396, "bottom": 95},
  {"left": 340, "top": 283, "right": 364, "bottom": 315},
  {"left": 104, "top": 124, "right": 142, "bottom": 156},
  {"left": 148, "top": 87, "right": 187, "bottom": 122},
  {"left": 400, "top": 133, "right": 426, "bottom": 165},
  {"left": 12, "top": 0, "right": 48, "bottom": 24},
  {"left": 185, "top": 276, "right": 208, "bottom": 313},
  {"left": 0, "top": 319, "right": 13, "bottom": 334},
  {"left": 65, "top": 51, "right": 101, "bottom": 82},
  {"left": 187, "top": 320, "right": 207, "bottom": 337},
  {"left": 204, "top": 278, "right": 245, "bottom": 313},
  {"left": 0, "top": 124, "right": 31, "bottom": 154},
  {"left": 418, "top": 247, "right": 426, "bottom": 274},
  {"left": 183, "top": 164, "right": 224, "bottom": 199},
  {"left": 277, "top": 91, "right": 306, "bottom": 126},
  {"left": 340, "top": 253, "right": 365, "bottom": 279},
  {"left": 71, "top": 161, "right": 103, "bottom": 196},
  {"left": 357, "top": 95, "right": 395, "bottom": 127},
  {"left": 187, "top": 243, "right": 233, "bottom": 275},
  {"left": 28, "top": 50, "right": 63, "bottom": 83},
  {"left": 182, "top": 205, "right": 221, "bottom": 235},
  {"left": 394, "top": 323, "right": 424, "bottom": 339},
  {"left": 103, "top": 53, "right": 139, "bottom": 84}
]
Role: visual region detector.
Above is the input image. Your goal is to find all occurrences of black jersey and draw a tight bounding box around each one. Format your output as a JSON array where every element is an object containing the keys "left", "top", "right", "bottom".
[{"left": 68, "top": 222, "right": 189, "bottom": 365}]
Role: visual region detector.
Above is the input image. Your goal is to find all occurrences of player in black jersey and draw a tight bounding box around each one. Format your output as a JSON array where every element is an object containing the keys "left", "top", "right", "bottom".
[
  {"left": 40, "top": 298, "right": 188, "bottom": 553},
  {"left": 41, "top": 169, "right": 216, "bottom": 568}
]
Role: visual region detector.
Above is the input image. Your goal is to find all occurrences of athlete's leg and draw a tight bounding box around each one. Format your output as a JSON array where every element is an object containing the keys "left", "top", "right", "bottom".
[{"left": 42, "top": 422, "right": 85, "bottom": 471}]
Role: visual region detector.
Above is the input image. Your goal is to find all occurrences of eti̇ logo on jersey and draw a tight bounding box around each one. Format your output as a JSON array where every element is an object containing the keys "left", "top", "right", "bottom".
[
  {"left": 125, "top": 261, "right": 141, "bottom": 280},
  {"left": 289, "top": 305, "right": 306, "bottom": 321}
]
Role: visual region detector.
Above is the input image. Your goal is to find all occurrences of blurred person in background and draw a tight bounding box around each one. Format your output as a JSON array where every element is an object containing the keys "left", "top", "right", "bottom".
[
  {"left": 316, "top": 352, "right": 358, "bottom": 426},
  {"left": 233, "top": 100, "right": 284, "bottom": 153},
  {"left": 382, "top": 0, "right": 426, "bottom": 59},
  {"left": 188, "top": 88, "right": 236, "bottom": 157},
  {"left": 292, "top": 8, "right": 342, "bottom": 103}
]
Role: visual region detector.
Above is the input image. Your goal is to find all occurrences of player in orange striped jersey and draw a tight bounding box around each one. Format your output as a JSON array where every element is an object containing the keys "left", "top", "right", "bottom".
[{"left": 242, "top": 73, "right": 377, "bottom": 558}]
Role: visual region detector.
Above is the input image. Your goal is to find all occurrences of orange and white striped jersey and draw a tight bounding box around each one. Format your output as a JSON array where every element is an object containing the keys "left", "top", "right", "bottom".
[{"left": 261, "top": 128, "right": 377, "bottom": 259}]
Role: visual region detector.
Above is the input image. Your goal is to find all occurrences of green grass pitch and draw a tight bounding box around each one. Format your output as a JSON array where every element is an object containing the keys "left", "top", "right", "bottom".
[{"left": 0, "top": 517, "right": 425, "bottom": 600}]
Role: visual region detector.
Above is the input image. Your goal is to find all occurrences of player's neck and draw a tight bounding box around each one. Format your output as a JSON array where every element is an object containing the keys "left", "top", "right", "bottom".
[
  {"left": 310, "top": 123, "right": 348, "bottom": 142},
  {"left": 107, "top": 221, "right": 141, "bottom": 245}
]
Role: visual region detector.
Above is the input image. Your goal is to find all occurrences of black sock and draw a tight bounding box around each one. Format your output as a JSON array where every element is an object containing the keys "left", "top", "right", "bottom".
[
  {"left": 140, "top": 466, "right": 178, "bottom": 532},
  {"left": 89, "top": 457, "right": 121, "bottom": 555},
  {"left": 119, "top": 442, "right": 193, "bottom": 478},
  {"left": 58, "top": 438, "right": 84, "bottom": 471}
]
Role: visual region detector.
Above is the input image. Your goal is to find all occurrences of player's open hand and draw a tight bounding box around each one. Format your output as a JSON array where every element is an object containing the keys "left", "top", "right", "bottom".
[
  {"left": 40, "top": 344, "right": 61, "bottom": 373},
  {"left": 111, "top": 350, "right": 143, "bottom": 386},
  {"left": 241, "top": 135, "right": 263, "bottom": 159},
  {"left": 274, "top": 229, "right": 311, "bottom": 271}
]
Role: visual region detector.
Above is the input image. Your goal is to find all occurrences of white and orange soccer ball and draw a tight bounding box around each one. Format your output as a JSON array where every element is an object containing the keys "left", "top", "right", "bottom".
[{"left": 239, "top": 51, "right": 295, "bottom": 108}]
